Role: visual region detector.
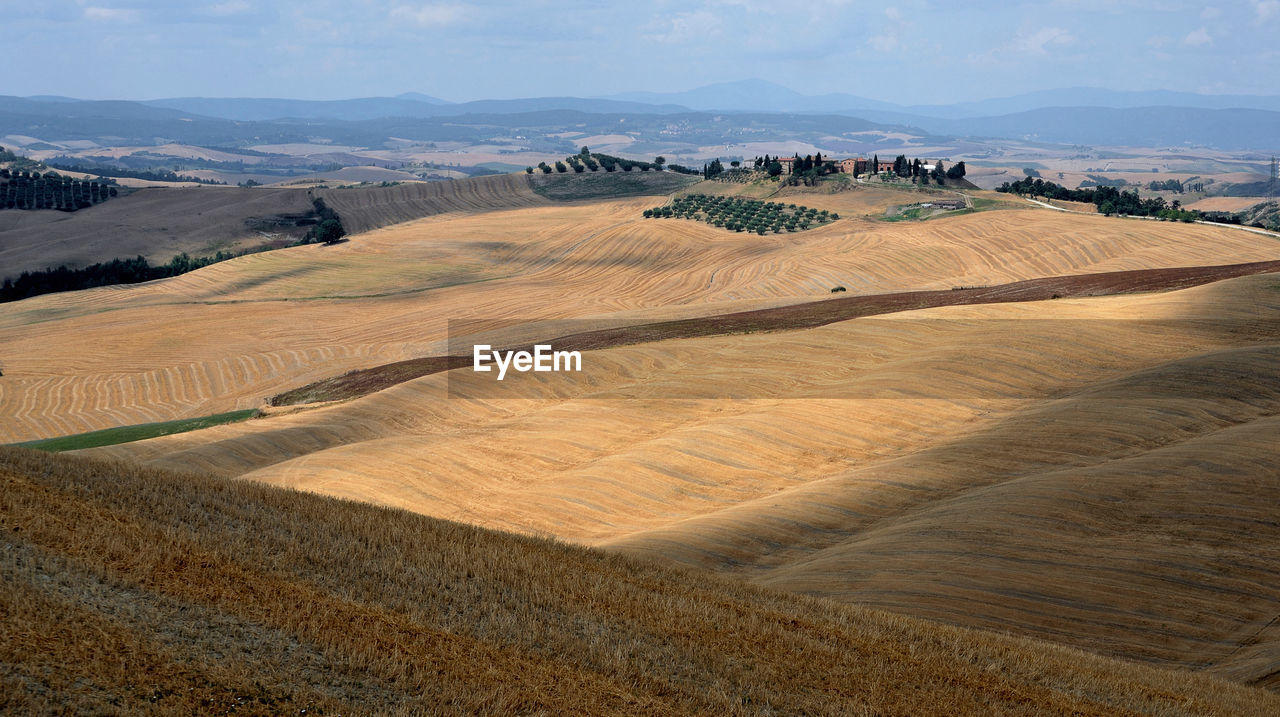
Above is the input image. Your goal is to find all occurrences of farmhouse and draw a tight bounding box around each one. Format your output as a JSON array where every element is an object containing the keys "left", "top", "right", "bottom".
[
  {"left": 839, "top": 158, "right": 868, "bottom": 174},
  {"left": 768, "top": 155, "right": 926, "bottom": 177},
  {"left": 833, "top": 157, "right": 893, "bottom": 175}
]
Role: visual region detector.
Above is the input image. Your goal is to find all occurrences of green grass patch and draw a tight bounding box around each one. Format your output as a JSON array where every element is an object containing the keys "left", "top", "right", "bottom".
[
  {"left": 881, "top": 206, "right": 928, "bottom": 222},
  {"left": 14, "top": 409, "right": 259, "bottom": 452}
]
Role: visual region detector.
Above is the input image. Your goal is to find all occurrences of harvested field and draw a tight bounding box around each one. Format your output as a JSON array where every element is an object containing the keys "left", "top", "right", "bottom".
[
  {"left": 8, "top": 169, "right": 1280, "bottom": 704},
  {"left": 1187, "top": 196, "right": 1271, "bottom": 212},
  {"left": 0, "top": 173, "right": 546, "bottom": 279},
  {"left": 268, "top": 259, "right": 1280, "bottom": 406},
  {"left": 318, "top": 172, "right": 546, "bottom": 233},
  {"left": 530, "top": 170, "right": 699, "bottom": 200},
  {"left": 72, "top": 271, "right": 1280, "bottom": 687},
  {"left": 7, "top": 447, "right": 1276, "bottom": 714},
  {"left": 0, "top": 186, "right": 315, "bottom": 278},
  {"left": 4, "top": 202, "right": 1280, "bottom": 442}
]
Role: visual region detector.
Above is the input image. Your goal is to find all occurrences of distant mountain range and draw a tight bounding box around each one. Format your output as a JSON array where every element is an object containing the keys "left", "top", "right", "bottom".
[
  {"left": 604, "top": 79, "right": 1280, "bottom": 118},
  {"left": 3, "top": 80, "right": 1279, "bottom": 150},
  {"left": 140, "top": 95, "right": 688, "bottom": 122}
]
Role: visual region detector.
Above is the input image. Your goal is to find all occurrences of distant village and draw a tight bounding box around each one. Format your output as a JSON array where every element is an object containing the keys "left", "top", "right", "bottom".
[{"left": 705, "top": 152, "right": 966, "bottom": 185}]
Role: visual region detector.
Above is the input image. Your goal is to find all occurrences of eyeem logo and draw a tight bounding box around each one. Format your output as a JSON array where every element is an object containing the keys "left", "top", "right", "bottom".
[{"left": 473, "top": 345, "right": 582, "bottom": 380}]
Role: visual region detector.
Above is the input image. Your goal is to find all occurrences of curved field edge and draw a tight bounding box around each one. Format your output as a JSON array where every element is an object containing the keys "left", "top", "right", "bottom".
[
  {"left": 2, "top": 446, "right": 1276, "bottom": 715},
  {"left": 10, "top": 409, "right": 260, "bottom": 453},
  {"left": 269, "top": 258, "right": 1280, "bottom": 406}
]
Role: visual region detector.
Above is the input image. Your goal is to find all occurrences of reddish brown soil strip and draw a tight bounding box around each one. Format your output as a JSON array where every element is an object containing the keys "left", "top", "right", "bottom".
[{"left": 271, "top": 259, "right": 1280, "bottom": 406}]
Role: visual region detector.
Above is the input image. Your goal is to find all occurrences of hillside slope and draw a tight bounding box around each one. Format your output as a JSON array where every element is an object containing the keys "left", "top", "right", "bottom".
[
  {"left": 3, "top": 446, "right": 1276, "bottom": 715},
  {"left": 4, "top": 202, "right": 1279, "bottom": 443},
  {"left": 78, "top": 272, "right": 1280, "bottom": 688},
  {"left": 0, "top": 173, "right": 547, "bottom": 279}
]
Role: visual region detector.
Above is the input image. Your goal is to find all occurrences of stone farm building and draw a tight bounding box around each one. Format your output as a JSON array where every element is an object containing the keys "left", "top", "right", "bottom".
[
  {"left": 839, "top": 158, "right": 892, "bottom": 175},
  {"left": 774, "top": 156, "right": 913, "bottom": 175}
]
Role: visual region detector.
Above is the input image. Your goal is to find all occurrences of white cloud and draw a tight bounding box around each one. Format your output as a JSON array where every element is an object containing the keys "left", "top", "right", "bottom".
[
  {"left": 1258, "top": 1, "right": 1280, "bottom": 21},
  {"left": 1011, "top": 27, "right": 1075, "bottom": 55},
  {"left": 83, "top": 7, "right": 139, "bottom": 22},
  {"left": 648, "top": 11, "right": 720, "bottom": 44},
  {"left": 390, "top": 3, "right": 469, "bottom": 27},
  {"left": 1183, "top": 28, "right": 1212, "bottom": 46}
]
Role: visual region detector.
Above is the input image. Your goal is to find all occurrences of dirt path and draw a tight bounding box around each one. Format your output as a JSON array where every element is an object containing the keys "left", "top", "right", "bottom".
[
  {"left": 271, "top": 258, "right": 1280, "bottom": 406},
  {"left": 1021, "top": 196, "right": 1280, "bottom": 239}
]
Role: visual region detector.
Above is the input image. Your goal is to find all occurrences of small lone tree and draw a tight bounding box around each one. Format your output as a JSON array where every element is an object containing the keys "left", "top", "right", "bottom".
[{"left": 314, "top": 218, "right": 346, "bottom": 245}]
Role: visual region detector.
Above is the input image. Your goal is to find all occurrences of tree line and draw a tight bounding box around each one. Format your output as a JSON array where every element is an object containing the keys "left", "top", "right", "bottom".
[
  {"left": 0, "top": 169, "right": 118, "bottom": 211},
  {"left": 881, "top": 155, "right": 966, "bottom": 186},
  {"left": 706, "top": 153, "right": 968, "bottom": 187},
  {"left": 1, "top": 252, "right": 237, "bottom": 303},
  {"left": 526, "top": 148, "right": 699, "bottom": 175},
  {"left": 2, "top": 195, "right": 348, "bottom": 303},
  {"left": 996, "top": 177, "right": 1202, "bottom": 221}
]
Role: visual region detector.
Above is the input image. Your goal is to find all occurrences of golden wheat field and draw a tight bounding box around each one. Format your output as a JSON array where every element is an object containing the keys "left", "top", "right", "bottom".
[
  {"left": 3, "top": 182, "right": 1278, "bottom": 442},
  {"left": 6, "top": 176, "right": 1280, "bottom": 708},
  {"left": 74, "top": 268, "right": 1280, "bottom": 682},
  {"left": 8, "top": 447, "right": 1278, "bottom": 715}
]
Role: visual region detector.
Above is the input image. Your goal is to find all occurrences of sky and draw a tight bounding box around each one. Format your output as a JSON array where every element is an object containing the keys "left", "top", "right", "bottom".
[{"left": 6, "top": 0, "right": 1280, "bottom": 103}]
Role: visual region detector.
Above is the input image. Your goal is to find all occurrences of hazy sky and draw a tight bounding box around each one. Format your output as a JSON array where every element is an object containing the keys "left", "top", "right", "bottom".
[{"left": 8, "top": 1, "right": 1280, "bottom": 103}]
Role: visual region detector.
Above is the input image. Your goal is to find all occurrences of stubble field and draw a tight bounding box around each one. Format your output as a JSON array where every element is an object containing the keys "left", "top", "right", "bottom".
[{"left": 5, "top": 174, "right": 1280, "bottom": 704}]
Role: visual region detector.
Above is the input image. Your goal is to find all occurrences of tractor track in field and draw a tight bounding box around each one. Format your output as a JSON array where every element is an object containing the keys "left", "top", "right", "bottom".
[{"left": 270, "top": 258, "right": 1280, "bottom": 406}]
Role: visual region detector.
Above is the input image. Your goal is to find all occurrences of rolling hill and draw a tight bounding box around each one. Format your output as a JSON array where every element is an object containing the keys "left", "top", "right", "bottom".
[
  {"left": 5, "top": 173, "right": 1280, "bottom": 708},
  {"left": 0, "top": 173, "right": 547, "bottom": 279},
  {"left": 3, "top": 446, "right": 1276, "bottom": 714},
  {"left": 5, "top": 190, "right": 1279, "bottom": 443}
]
